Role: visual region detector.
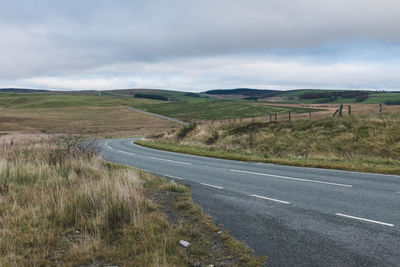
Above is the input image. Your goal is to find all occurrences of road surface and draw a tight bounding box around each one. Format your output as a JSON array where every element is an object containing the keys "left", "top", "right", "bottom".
[{"left": 96, "top": 138, "right": 400, "bottom": 266}]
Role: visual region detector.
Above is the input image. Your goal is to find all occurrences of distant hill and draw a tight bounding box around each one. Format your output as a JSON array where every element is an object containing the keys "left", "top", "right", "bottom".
[
  {"left": 204, "top": 88, "right": 279, "bottom": 100},
  {"left": 0, "top": 88, "right": 50, "bottom": 93},
  {"left": 205, "top": 88, "right": 278, "bottom": 95},
  {"left": 4, "top": 87, "right": 400, "bottom": 105},
  {"left": 102, "top": 88, "right": 208, "bottom": 101}
]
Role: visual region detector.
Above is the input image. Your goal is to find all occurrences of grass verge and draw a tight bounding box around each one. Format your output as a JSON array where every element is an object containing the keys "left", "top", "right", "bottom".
[
  {"left": 137, "top": 116, "right": 400, "bottom": 175},
  {"left": 0, "top": 134, "right": 265, "bottom": 266}
]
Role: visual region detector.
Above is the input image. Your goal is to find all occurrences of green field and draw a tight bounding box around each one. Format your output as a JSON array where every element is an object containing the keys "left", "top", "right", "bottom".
[
  {"left": 134, "top": 99, "right": 317, "bottom": 120},
  {"left": 0, "top": 91, "right": 320, "bottom": 122},
  {"left": 263, "top": 90, "right": 400, "bottom": 104},
  {"left": 0, "top": 92, "right": 158, "bottom": 109},
  {"left": 104, "top": 89, "right": 211, "bottom": 101},
  {"left": 362, "top": 93, "right": 400, "bottom": 104}
]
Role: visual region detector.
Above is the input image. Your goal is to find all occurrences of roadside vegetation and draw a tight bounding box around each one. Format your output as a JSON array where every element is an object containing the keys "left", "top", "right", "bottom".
[
  {"left": 138, "top": 115, "right": 400, "bottom": 174},
  {"left": 0, "top": 134, "right": 265, "bottom": 266}
]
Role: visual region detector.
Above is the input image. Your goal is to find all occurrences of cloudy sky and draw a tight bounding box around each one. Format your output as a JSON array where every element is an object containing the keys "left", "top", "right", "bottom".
[{"left": 1, "top": 0, "right": 400, "bottom": 91}]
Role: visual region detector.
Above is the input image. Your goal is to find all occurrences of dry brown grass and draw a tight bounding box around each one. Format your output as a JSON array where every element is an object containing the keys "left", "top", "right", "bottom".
[
  {"left": 0, "top": 106, "right": 178, "bottom": 137},
  {"left": 0, "top": 134, "right": 265, "bottom": 266},
  {"left": 193, "top": 103, "right": 400, "bottom": 125},
  {"left": 0, "top": 134, "right": 182, "bottom": 266}
]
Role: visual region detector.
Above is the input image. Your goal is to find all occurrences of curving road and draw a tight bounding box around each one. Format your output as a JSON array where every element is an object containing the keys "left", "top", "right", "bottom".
[{"left": 97, "top": 138, "right": 400, "bottom": 266}]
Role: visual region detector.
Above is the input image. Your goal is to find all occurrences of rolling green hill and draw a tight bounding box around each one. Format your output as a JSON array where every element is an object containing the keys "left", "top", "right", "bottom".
[
  {"left": 1, "top": 91, "right": 318, "bottom": 120},
  {"left": 134, "top": 99, "right": 317, "bottom": 120},
  {"left": 103, "top": 89, "right": 210, "bottom": 101},
  {"left": 203, "top": 88, "right": 400, "bottom": 104},
  {"left": 0, "top": 92, "right": 158, "bottom": 109}
]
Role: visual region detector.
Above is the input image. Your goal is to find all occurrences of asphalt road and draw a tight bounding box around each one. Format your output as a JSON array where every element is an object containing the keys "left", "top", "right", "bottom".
[{"left": 96, "top": 138, "right": 400, "bottom": 266}]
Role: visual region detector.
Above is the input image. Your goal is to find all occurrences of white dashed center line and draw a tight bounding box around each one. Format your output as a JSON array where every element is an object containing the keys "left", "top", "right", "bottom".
[
  {"left": 150, "top": 156, "right": 192, "bottom": 165},
  {"left": 105, "top": 141, "right": 113, "bottom": 150},
  {"left": 250, "top": 194, "right": 290, "bottom": 204},
  {"left": 335, "top": 213, "right": 394, "bottom": 227},
  {"left": 230, "top": 169, "right": 352, "bottom": 188},
  {"left": 117, "top": 150, "right": 136, "bottom": 156},
  {"left": 200, "top": 183, "right": 224, "bottom": 190}
]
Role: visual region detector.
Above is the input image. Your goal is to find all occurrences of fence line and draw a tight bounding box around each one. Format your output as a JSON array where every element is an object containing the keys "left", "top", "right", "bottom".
[{"left": 189, "top": 104, "right": 400, "bottom": 126}]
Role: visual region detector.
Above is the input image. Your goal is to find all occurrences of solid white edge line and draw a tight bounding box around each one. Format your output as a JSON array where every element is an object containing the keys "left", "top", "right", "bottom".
[
  {"left": 335, "top": 213, "right": 394, "bottom": 227},
  {"left": 200, "top": 183, "right": 223, "bottom": 190},
  {"left": 250, "top": 194, "right": 290, "bottom": 204},
  {"left": 150, "top": 156, "right": 192, "bottom": 165},
  {"left": 163, "top": 174, "right": 184, "bottom": 180},
  {"left": 230, "top": 169, "right": 352, "bottom": 188}
]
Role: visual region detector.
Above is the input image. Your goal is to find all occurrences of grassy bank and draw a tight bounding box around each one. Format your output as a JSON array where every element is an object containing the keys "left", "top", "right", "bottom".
[
  {"left": 0, "top": 134, "right": 265, "bottom": 266},
  {"left": 138, "top": 116, "right": 400, "bottom": 175}
]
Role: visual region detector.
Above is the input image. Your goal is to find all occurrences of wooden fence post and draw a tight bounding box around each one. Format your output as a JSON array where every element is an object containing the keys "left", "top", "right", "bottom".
[
  {"left": 269, "top": 113, "right": 272, "bottom": 122},
  {"left": 274, "top": 113, "right": 277, "bottom": 121},
  {"left": 348, "top": 105, "right": 351, "bottom": 114},
  {"left": 379, "top": 103, "right": 383, "bottom": 116},
  {"left": 339, "top": 104, "right": 343, "bottom": 118},
  {"left": 308, "top": 111, "right": 312, "bottom": 120},
  {"left": 288, "top": 111, "right": 291, "bottom": 121}
]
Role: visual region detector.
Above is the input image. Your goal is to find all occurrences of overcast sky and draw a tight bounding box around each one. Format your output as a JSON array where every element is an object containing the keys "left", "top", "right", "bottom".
[{"left": 1, "top": 0, "right": 400, "bottom": 91}]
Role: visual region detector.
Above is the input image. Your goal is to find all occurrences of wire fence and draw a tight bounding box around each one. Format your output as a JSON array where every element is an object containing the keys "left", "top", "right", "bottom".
[{"left": 190, "top": 103, "right": 400, "bottom": 126}]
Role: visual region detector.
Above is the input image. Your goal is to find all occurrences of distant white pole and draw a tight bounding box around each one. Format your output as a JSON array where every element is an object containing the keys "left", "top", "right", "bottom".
[{"left": 98, "top": 90, "right": 102, "bottom": 97}]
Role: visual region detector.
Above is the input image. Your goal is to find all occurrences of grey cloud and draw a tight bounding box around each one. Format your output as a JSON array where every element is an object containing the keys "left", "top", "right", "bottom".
[
  {"left": 5, "top": 56, "right": 398, "bottom": 91},
  {"left": 0, "top": 0, "right": 400, "bottom": 88}
]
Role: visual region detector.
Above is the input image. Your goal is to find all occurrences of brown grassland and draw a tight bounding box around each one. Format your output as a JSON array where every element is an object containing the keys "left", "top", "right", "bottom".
[
  {"left": 0, "top": 106, "right": 178, "bottom": 137},
  {"left": 209, "top": 103, "right": 400, "bottom": 124},
  {"left": 0, "top": 134, "right": 265, "bottom": 266},
  {"left": 5, "top": 96, "right": 397, "bottom": 265},
  {"left": 0, "top": 102, "right": 266, "bottom": 266}
]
